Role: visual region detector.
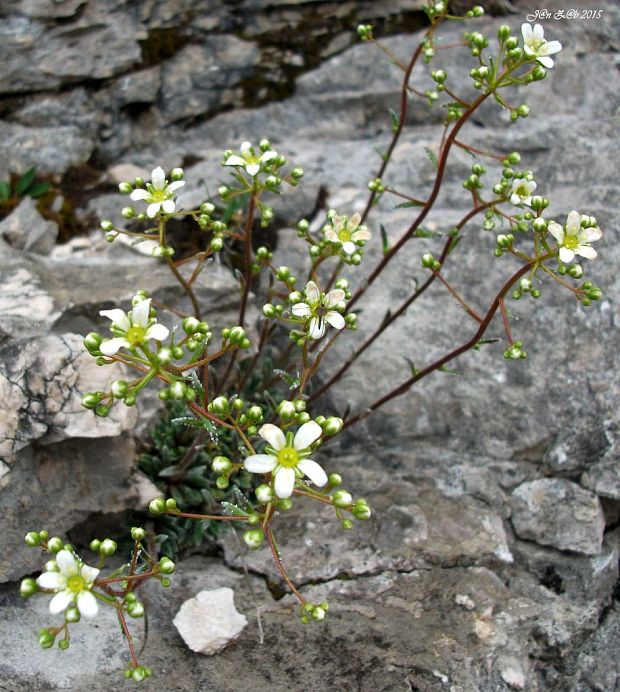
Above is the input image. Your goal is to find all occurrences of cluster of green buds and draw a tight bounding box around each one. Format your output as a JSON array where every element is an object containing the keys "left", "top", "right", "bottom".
[
  {"left": 196, "top": 201, "right": 228, "bottom": 252},
  {"left": 512, "top": 276, "right": 542, "bottom": 301},
  {"left": 421, "top": 253, "right": 442, "bottom": 272},
  {"left": 329, "top": 478, "right": 372, "bottom": 529},
  {"left": 221, "top": 325, "right": 251, "bottom": 351},
  {"left": 356, "top": 24, "right": 373, "bottom": 41},
  {"left": 301, "top": 601, "right": 329, "bottom": 624},
  {"left": 463, "top": 162, "right": 486, "bottom": 192},
  {"left": 504, "top": 340, "right": 527, "bottom": 360}
]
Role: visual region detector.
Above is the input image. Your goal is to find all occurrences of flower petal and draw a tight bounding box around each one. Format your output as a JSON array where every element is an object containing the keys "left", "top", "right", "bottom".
[
  {"left": 240, "top": 141, "right": 252, "bottom": 156},
  {"left": 293, "top": 420, "right": 322, "bottom": 450},
  {"left": 305, "top": 281, "right": 320, "bottom": 305},
  {"left": 131, "top": 298, "right": 151, "bottom": 328},
  {"left": 575, "top": 245, "right": 597, "bottom": 259},
  {"left": 244, "top": 454, "right": 278, "bottom": 473},
  {"left": 537, "top": 55, "right": 555, "bottom": 68},
  {"left": 37, "top": 572, "right": 64, "bottom": 590},
  {"left": 245, "top": 163, "right": 260, "bottom": 177},
  {"left": 80, "top": 565, "right": 100, "bottom": 584},
  {"left": 521, "top": 23, "right": 532, "bottom": 42},
  {"left": 99, "top": 337, "right": 131, "bottom": 356},
  {"left": 533, "top": 23, "right": 544, "bottom": 41},
  {"left": 225, "top": 155, "right": 246, "bottom": 167},
  {"left": 258, "top": 424, "right": 286, "bottom": 450},
  {"left": 49, "top": 590, "right": 73, "bottom": 615},
  {"left": 547, "top": 221, "right": 564, "bottom": 242},
  {"left": 77, "top": 590, "right": 99, "bottom": 619},
  {"left": 308, "top": 316, "right": 325, "bottom": 339},
  {"left": 147, "top": 202, "right": 161, "bottom": 218},
  {"left": 167, "top": 180, "right": 185, "bottom": 193},
  {"left": 259, "top": 151, "right": 277, "bottom": 163},
  {"left": 99, "top": 308, "right": 129, "bottom": 326},
  {"left": 566, "top": 211, "right": 581, "bottom": 233},
  {"left": 510, "top": 193, "right": 521, "bottom": 205},
  {"left": 298, "top": 458, "right": 328, "bottom": 487},
  {"left": 146, "top": 323, "right": 169, "bottom": 342},
  {"left": 325, "top": 311, "right": 345, "bottom": 330},
  {"left": 130, "top": 189, "right": 150, "bottom": 201},
  {"left": 584, "top": 227, "right": 602, "bottom": 242},
  {"left": 274, "top": 466, "right": 296, "bottom": 499},
  {"left": 543, "top": 40, "right": 562, "bottom": 55},
  {"left": 352, "top": 228, "right": 370, "bottom": 242},
  {"left": 325, "top": 289, "right": 345, "bottom": 307},
  {"left": 348, "top": 212, "right": 361, "bottom": 229},
  {"left": 162, "top": 199, "right": 176, "bottom": 214},
  {"left": 56, "top": 550, "right": 78, "bottom": 577},
  {"left": 559, "top": 247, "right": 575, "bottom": 263},
  {"left": 342, "top": 241, "right": 356, "bottom": 255},
  {"left": 324, "top": 229, "right": 338, "bottom": 243},
  {"left": 292, "top": 302, "right": 312, "bottom": 318},
  {"left": 151, "top": 167, "right": 166, "bottom": 190}
]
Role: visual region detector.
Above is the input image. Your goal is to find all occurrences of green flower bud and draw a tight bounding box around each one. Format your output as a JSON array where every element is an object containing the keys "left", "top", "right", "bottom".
[
  {"left": 228, "top": 326, "right": 246, "bottom": 344},
  {"left": 160, "top": 577, "right": 172, "bottom": 587},
  {"left": 278, "top": 400, "right": 296, "bottom": 420},
  {"left": 255, "top": 484, "right": 274, "bottom": 504},
  {"left": 517, "top": 104, "right": 530, "bottom": 118},
  {"left": 421, "top": 253, "right": 435, "bottom": 268},
  {"left": 38, "top": 629, "right": 56, "bottom": 649},
  {"left": 323, "top": 416, "right": 343, "bottom": 435},
  {"left": 99, "top": 539, "right": 117, "bottom": 556},
  {"left": 568, "top": 264, "right": 583, "bottom": 279},
  {"left": 212, "top": 456, "right": 232, "bottom": 474},
  {"left": 532, "top": 65, "right": 547, "bottom": 81},
  {"left": 165, "top": 498, "right": 177, "bottom": 511},
  {"left": 498, "top": 25, "right": 511, "bottom": 41},
  {"left": 211, "top": 396, "right": 229, "bottom": 415},
  {"left": 297, "top": 412, "right": 311, "bottom": 424},
  {"left": 276, "top": 266, "right": 291, "bottom": 281},
  {"left": 65, "top": 606, "right": 81, "bottom": 623},
  {"left": 24, "top": 531, "right": 41, "bottom": 547},
  {"left": 20, "top": 578, "right": 38, "bottom": 598},
  {"left": 262, "top": 303, "right": 276, "bottom": 318},
  {"left": 216, "top": 476, "right": 229, "bottom": 489},
  {"left": 532, "top": 218, "right": 547, "bottom": 233},
  {"left": 159, "top": 557, "right": 176, "bottom": 574},
  {"left": 83, "top": 332, "right": 102, "bottom": 352},
  {"left": 148, "top": 498, "right": 166, "bottom": 515},
  {"left": 342, "top": 519, "right": 354, "bottom": 530},
  {"left": 81, "top": 392, "right": 102, "bottom": 410},
  {"left": 170, "top": 167, "right": 184, "bottom": 181},
  {"left": 127, "top": 601, "right": 145, "bottom": 618},
  {"left": 505, "top": 37, "right": 518, "bottom": 50},
  {"left": 110, "top": 380, "right": 128, "bottom": 398},
  {"left": 118, "top": 182, "right": 133, "bottom": 194},
  {"left": 353, "top": 502, "right": 372, "bottom": 520},
  {"left": 94, "top": 404, "right": 110, "bottom": 417},
  {"left": 332, "top": 490, "right": 353, "bottom": 508},
  {"left": 47, "top": 537, "right": 63, "bottom": 553},
  {"left": 243, "top": 529, "right": 265, "bottom": 549},
  {"left": 291, "top": 167, "right": 304, "bottom": 180},
  {"left": 276, "top": 498, "right": 293, "bottom": 511},
  {"left": 130, "top": 527, "right": 146, "bottom": 541},
  {"left": 89, "top": 539, "right": 101, "bottom": 552}
]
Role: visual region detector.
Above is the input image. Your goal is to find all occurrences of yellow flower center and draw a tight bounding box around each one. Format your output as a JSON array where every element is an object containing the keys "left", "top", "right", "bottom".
[
  {"left": 151, "top": 189, "right": 167, "bottom": 202},
  {"left": 67, "top": 575, "right": 86, "bottom": 593},
  {"left": 563, "top": 234, "right": 580, "bottom": 250},
  {"left": 126, "top": 325, "right": 147, "bottom": 347},
  {"left": 338, "top": 228, "right": 352, "bottom": 242},
  {"left": 277, "top": 447, "right": 299, "bottom": 468}
]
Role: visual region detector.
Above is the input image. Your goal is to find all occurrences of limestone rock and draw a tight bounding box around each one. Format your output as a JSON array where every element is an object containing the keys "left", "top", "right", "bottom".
[
  {"left": 173, "top": 588, "right": 247, "bottom": 655},
  {"left": 0, "top": 197, "right": 58, "bottom": 255},
  {"left": 581, "top": 444, "right": 620, "bottom": 500},
  {"left": 511, "top": 479, "right": 605, "bottom": 555}
]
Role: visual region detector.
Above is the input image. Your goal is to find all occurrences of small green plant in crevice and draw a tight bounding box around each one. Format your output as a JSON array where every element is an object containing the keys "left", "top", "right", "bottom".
[{"left": 0, "top": 167, "right": 52, "bottom": 217}]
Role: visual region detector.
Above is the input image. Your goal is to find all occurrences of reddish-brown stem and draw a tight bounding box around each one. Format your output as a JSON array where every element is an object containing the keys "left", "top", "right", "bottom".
[
  {"left": 343, "top": 261, "right": 534, "bottom": 428},
  {"left": 166, "top": 256, "right": 201, "bottom": 320},
  {"left": 433, "top": 270, "right": 483, "bottom": 322},
  {"left": 454, "top": 139, "right": 506, "bottom": 162},
  {"left": 499, "top": 298, "right": 513, "bottom": 345},
  {"left": 97, "top": 570, "right": 159, "bottom": 585},
  {"left": 238, "top": 194, "right": 256, "bottom": 328},
  {"left": 309, "top": 202, "right": 495, "bottom": 402},
  {"left": 293, "top": 488, "right": 334, "bottom": 506},
  {"left": 188, "top": 401, "right": 235, "bottom": 429},
  {"left": 115, "top": 604, "right": 139, "bottom": 669},
  {"left": 265, "top": 526, "right": 305, "bottom": 604},
  {"left": 167, "top": 510, "right": 248, "bottom": 521}
]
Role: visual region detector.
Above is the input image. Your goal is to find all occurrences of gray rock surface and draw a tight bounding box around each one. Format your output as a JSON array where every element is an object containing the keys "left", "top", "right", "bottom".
[
  {"left": 0, "top": 198, "right": 58, "bottom": 255},
  {"left": 511, "top": 479, "right": 606, "bottom": 555},
  {"left": 0, "top": 0, "right": 619, "bottom": 689}
]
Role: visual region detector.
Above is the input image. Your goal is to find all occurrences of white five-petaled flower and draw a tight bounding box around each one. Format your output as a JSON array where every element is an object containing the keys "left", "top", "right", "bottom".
[
  {"left": 292, "top": 281, "right": 346, "bottom": 340},
  {"left": 521, "top": 23, "right": 562, "bottom": 68},
  {"left": 130, "top": 166, "right": 185, "bottom": 218},
  {"left": 510, "top": 179, "right": 537, "bottom": 206},
  {"left": 323, "top": 213, "right": 371, "bottom": 255},
  {"left": 99, "top": 298, "right": 169, "bottom": 355},
  {"left": 548, "top": 211, "right": 602, "bottom": 264},
  {"left": 224, "top": 141, "right": 277, "bottom": 177},
  {"left": 244, "top": 422, "right": 327, "bottom": 499},
  {"left": 36, "top": 549, "right": 100, "bottom": 619}
]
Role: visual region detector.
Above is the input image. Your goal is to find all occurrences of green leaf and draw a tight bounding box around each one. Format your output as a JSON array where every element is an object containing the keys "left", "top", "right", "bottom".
[
  {"left": 15, "top": 167, "right": 37, "bottom": 197},
  {"left": 395, "top": 200, "right": 424, "bottom": 209},
  {"left": 413, "top": 227, "right": 442, "bottom": 239},
  {"left": 389, "top": 108, "right": 400, "bottom": 133},
  {"left": 158, "top": 464, "right": 180, "bottom": 478},
  {"left": 425, "top": 147, "right": 438, "bottom": 170},
  {"left": 438, "top": 365, "right": 466, "bottom": 377},
  {"left": 473, "top": 337, "right": 500, "bottom": 351},
  {"left": 0, "top": 181, "right": 11, "bottom": 201},
  {"left": 380, "top": 224, "right": 390, "bottom": 254},
  {"left": 221, "top": 501, "right": 247, "bottom": 517},
  {"left": 27, "top": 181, "right": 51, "bottom": 198}
]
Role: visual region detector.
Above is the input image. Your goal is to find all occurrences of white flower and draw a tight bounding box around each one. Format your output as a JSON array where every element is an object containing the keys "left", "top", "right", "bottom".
[
  {"left": 548, "top": 210, "right": 602, "bottom": 263},
  {"left": 244, "top": 422, "right": 327, "bottom": 499},
  {"left": 224, "top": 141, "right": 277, "bottom": 177},
  {"left": 36, "top": 549, "right": 100, "bottom": 619},
  {"left": 99, "top": 297, "right": 169, "bottom": 355},
  {"left": 130, "top": 166, "right": 185, "bottom": 218},
  {"left": 521, "top": 23, "right": 562, "bottom": 68},
  {"left": 324, "top": 213, "right": 371, "bottom": 255},
  {"left": 510, "top": 179, "right": 537, "bottom": 206},
  {"left": 292, "top": 281, "right": 346, "bottom": 339}
]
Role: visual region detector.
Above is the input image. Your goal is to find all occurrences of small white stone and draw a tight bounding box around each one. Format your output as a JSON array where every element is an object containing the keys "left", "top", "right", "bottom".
[
  {"left": 455, "top": 593, "right": 475, "bottom": 610},
  {"left": 500, "top": 659, "right": 526, "bottom": 689},
  {"left": 173, "top": 588, "right": 247, "bottom": 655}
]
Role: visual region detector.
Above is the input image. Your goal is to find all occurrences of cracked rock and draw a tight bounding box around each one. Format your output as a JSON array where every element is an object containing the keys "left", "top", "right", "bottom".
[
  {"left": 510, "top": 479, "right": 605, "bottom": 555},
  {"left": 0, "top": 198, "right": 58, "bottom": 255}
]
